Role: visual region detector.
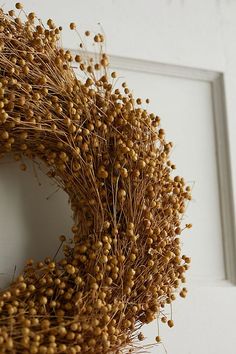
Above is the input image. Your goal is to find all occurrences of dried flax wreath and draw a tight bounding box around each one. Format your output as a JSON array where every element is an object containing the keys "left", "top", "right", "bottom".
[{"left": 0, "top": 3, "right": 192, "bottom": 353}]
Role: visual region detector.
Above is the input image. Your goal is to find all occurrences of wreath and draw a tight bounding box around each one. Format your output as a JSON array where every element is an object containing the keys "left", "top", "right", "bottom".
[{"left": 0, "top": 3, "right": 192, "bottom": 353}]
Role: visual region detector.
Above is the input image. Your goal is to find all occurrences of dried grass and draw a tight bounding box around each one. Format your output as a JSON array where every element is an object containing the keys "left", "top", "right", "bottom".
[{"left": 0, "top": 4, "right": 192, "bottom": 353}]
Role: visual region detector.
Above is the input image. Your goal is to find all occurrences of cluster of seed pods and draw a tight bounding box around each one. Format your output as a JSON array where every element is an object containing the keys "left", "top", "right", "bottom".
[{"left": 0, "top": 3, "right": 192, "bottom": 353}]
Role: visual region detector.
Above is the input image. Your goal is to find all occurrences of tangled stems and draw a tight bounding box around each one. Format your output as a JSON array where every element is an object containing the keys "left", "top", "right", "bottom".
[{"left": 0, "top": 3, "right": 192, "bottom": 353}]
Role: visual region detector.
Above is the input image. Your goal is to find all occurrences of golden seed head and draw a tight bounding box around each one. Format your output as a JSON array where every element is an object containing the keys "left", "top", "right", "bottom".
[
  {"left": 39, "top": 297, "right": 47, "bottom": 305},
  {"left": 70, "top": 22, "right": 76, "bottom": 30},
  {"left": 15, "top": 3, "right": 23, "bottom": 9},
  {"left": 168, "top": 319, "right": 174, "bottom": 328},
  {"left": 66, "top": 264, "right": 76, "bottom": 274}
]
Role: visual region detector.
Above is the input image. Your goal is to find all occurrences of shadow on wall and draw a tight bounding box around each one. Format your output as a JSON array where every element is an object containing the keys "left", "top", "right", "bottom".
[{"left": 0, "top": 156, "right": 73, "bottom": 288}]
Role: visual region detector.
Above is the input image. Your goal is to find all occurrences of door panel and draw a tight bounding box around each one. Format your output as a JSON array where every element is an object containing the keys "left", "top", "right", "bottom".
[
  {"left": 107, "top": 62, "right": 235, "bottom": 354},
  {"left": 110, "top": 67, "right": 225, "bottom": 282}
]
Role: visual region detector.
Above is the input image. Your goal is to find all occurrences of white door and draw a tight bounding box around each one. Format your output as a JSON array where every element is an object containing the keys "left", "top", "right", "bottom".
[{"left": 2, "top": 1, "right": 236, "bottom": 353}]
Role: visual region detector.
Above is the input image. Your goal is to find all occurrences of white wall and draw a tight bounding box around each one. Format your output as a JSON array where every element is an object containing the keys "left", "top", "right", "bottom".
[{"left": 2, "top": 1, "right": 236, "bottom": 353}]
